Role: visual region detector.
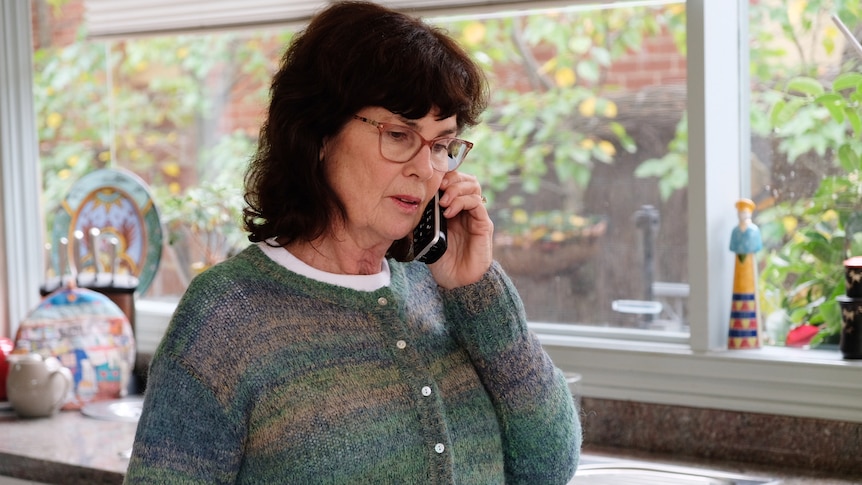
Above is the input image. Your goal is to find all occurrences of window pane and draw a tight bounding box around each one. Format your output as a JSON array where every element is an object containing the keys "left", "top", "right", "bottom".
[
  {"left": 748, "top": 0, "right": 862, "bottom": 347},
  {"left": 444, "top": 1, "right": 689, "bottom": 330},
  {"left": 35, "top": 22, "right": 290, "bottom": 300},
  {"left": 104, "top": 33, "right": 288, "bottom": 297}
]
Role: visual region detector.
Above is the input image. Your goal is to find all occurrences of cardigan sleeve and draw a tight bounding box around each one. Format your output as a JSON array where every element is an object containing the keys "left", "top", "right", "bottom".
[
  {"left": 124, "top": 350, "right": 245, "bottom": 484},
  {"left": 441, "top": 261, "right": 582, "bottom": 485},
  {"left": 125, "top": 266, "right": 253, "bottom": 484}
]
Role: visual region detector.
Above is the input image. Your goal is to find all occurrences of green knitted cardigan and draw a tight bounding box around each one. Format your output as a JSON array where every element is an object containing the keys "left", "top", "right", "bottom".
[{"left": 125, "top": 245, "right": 581, "bottom": 484}]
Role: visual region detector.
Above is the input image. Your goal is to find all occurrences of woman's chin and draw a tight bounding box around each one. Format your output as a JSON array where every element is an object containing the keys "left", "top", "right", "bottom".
[{"left": 388, "top": 225, "right": 414, "bottom": 242}]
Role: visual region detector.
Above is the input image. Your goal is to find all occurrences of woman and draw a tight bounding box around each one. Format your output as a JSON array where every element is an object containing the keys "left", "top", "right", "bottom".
[{"left": 125, "top": 2, "right": 581, "bottom": 483}]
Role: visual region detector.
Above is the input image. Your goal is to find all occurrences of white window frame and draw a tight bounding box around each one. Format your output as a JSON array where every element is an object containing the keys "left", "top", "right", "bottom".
[
  {"left": 82, "top": 0, "right": 599, "bottom": 39},
  {"left": 1, "top": 0, "right": 44, "bottom": 338},
  {"left": 3, "top": 0, "right": 861, "bottom": 423}
]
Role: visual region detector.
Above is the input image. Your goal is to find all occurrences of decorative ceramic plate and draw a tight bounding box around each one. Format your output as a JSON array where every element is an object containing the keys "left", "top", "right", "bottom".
[
  {"left": 52, "top": 168, "right": 162, "bottom": 295},
  {"left": 14, "top": 286, "right": 136, "bottom": 410}
]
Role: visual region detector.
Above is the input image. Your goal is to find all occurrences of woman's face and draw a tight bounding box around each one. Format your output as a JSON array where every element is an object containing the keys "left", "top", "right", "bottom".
[{"left": 323, "top": 107, "right": 453, "bottom": 250}]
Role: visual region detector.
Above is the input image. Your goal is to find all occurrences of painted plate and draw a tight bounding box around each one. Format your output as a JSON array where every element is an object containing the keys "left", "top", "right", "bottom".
[
  {"left": 52, "top": 168, "right": 162, "bottom": 295},
  {"left": 14, "top": 286, "right": 135, "bottom": 410}
]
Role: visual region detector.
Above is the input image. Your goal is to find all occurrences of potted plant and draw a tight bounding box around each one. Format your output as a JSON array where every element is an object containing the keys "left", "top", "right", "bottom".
[
  {"left": 492, "top": 208, "right": 607, "bottom": 276},
  {"left": 759, "top": 69, "right": 862, "bottom": 347},
  {"left": 759, "top": 179, "right": 862, "bottom": 346},
  {"left": 157, "top": 182, "right": 247, "bottom": 281}
]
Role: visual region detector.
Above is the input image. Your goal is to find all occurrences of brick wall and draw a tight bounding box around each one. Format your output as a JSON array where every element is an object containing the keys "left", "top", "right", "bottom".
[
  {"left": 605, "top": 28, "right": 687, "bottom": 90},
  {"left": 32, "top": 0, "right": 83, "bottom": 49}
]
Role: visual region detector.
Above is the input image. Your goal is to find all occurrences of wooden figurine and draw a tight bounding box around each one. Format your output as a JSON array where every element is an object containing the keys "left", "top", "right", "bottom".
[{"left": 729, "top": 198, "right": 762, "bottom": 349}]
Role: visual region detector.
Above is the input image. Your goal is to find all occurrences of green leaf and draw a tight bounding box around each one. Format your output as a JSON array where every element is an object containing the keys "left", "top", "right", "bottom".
[
  {"left": 837, "top": 144, "right": 862, "bottom": 173},
  {"left": 575, "top": 59, "right": 600, "bottom": 83},
  {"left": 608, "top": 121, "right": 636, "bottom": 152},
  {"left": 846, "top": 108, "right": 862, "bottom": 137},
  {"left": 832, "top": 72, "right": 862, "bottom": 92},
  {"left": 635, "top": 159, "right": 667, "bottom": 177},
  {"left": 568, "top": 37, "right": 592, "bottom": 54},
  {"left": 590, "top": 46, "right": 612, "bottom": 67},
  {"left": 785, "top": 76, "right": 825, "bottom": 96},
  {"left": 788, "top": 307, "right": 809, "bottom": 325},
  {"left": 769, "top": 99, "right": 786, "bottom": 126},
  {"left": 770, "top": 97, "right": 807, "bottom": 127},
  {"left": 814, "top": 93, "right": 845, "bottom": 123}
]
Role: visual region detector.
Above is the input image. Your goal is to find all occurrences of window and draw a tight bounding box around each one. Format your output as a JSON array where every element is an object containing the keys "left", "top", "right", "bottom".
[
  {"left": 748, "top": 0, "right": 862, "bottom": 349},
  {"left": 36, "top": 29, "right": 291, "bottom": 300},
  {"left": 3, "top": 0, "right": 861, "bottom": 424},
  {"left": 442, "top": 2, "right": 690, "bottom": 332},
  {"left": 36, "top": 1, "right": 692, "bottom": 335}
]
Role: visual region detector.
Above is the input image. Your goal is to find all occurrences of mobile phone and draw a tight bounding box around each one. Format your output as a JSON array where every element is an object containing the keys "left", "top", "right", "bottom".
[{"left": 412, "top": 191, "right": 447, "bottom": 264}]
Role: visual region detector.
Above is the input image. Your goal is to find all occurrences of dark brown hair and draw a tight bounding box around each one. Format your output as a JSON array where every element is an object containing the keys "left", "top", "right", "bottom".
[{"left": 242, "top": 0, "right": 489, "bottom": 247}]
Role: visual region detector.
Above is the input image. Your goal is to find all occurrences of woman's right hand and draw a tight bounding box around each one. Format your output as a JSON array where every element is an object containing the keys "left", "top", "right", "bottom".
[{"left": 429, "top": 172, "right": 493, "bottom": 289}]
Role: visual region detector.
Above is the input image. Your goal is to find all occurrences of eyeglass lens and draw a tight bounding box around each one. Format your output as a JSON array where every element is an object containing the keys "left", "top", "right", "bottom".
[{"left": 379, "top": 125, "right": 470, "bottom": 172}]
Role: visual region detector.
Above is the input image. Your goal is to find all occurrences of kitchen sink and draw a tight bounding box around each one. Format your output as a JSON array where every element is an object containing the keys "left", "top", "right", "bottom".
[{"left": 570, "top": 454, "right": 782, "bottom": 485}]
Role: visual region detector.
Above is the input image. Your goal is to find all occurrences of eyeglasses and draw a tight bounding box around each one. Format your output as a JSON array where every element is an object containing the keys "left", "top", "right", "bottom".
[{"left": 353, "top": 115, "right": 473, "bottom": 172}]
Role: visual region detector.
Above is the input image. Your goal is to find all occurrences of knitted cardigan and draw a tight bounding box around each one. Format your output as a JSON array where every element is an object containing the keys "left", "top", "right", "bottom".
[{"left": 124, "top": 245, "right": 581, "bottom": 484}]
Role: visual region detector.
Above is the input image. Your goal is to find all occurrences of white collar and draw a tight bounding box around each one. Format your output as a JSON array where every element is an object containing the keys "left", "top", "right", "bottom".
[{"left": 257, "top": 239, "right": 390, "bottom": 291}]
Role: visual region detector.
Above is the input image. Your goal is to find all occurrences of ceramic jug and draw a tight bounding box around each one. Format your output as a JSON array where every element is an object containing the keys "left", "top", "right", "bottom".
[{"left": 6, "top": 353, "right": 72, "bottom": 418}]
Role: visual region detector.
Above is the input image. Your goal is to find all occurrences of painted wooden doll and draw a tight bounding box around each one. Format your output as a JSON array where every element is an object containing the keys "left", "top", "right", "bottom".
[{"left": 729, "top": 198, "right": 762, "bottom": 349}]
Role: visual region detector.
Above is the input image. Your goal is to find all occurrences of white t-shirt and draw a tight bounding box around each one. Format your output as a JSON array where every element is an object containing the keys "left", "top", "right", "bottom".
[{"left": 257, "top": 239, "right": 390, "bottom": 291}]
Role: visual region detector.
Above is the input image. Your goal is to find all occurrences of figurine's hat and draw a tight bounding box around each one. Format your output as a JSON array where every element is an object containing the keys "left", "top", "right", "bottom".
[{"left": 735, "top": 198, "right": 755, "bottom": 213}]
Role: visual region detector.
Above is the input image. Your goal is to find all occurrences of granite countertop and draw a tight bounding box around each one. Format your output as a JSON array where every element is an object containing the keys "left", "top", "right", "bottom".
[
  {"left": 0, "top": 402, "right": 858, "bottom": 485},
  {"left": 0, "top": 402, "right": 135, "bottom": 485}
]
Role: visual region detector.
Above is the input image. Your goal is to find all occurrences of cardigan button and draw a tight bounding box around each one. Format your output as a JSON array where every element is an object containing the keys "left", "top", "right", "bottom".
[
  {"left": 377, "top": 297, "right": 388, "bottom": 306},
  {"left": 396, "top": 340, "right": 407, "bottom": 349},
  {"left": 421, "top": 386, "right": 432, "bottom": 396},
  {"left": 434, "top": 443, "right": 445, "bottom": 454}
]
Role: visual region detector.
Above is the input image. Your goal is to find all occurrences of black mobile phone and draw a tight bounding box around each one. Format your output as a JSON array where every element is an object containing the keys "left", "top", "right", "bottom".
[{"left": 412, "top": 191, "right": 447, "bottom": 264}]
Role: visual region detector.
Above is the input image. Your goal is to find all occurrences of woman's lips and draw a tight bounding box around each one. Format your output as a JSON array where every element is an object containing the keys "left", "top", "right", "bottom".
[{"left": 391, "top": 195, "right": 421, "bottom": 212}]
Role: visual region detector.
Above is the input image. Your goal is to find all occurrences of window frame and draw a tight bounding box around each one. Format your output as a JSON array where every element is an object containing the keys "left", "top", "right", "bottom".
[
  {"left": 82, "top": 0, "right": 599, "bottom": 39},
  {"left": 1, "top": 0, "right": 43, "bottom": 338},
  {"left": 3, "top": 0, "right": 861, "bottom": 424}
]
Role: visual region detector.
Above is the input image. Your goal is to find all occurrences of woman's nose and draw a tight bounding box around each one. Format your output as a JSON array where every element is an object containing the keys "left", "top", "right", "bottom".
[{"left": 404, "top": 145, "right": 435, "bottom": 180}]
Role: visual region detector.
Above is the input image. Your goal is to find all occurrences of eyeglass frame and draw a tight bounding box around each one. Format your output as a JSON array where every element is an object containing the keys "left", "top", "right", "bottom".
[{"left": 352, "top": 115, "right": 474, "bottom": 172}]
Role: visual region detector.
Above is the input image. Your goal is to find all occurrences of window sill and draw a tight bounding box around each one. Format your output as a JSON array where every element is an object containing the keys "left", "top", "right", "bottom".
[
  {"left": 537, "top": 326, "right": 862, "bottom": 424},
  {"left": 135, "top": 298, "right": 179, "bottom": 355},
  {"left": 137, "top": 299, "right": 862, "bottom": 423}
]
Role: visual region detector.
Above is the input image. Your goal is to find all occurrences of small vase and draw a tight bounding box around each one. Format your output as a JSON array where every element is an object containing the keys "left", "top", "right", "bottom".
[
  {"left": 837, "top": 257, "right": 862, "bottom": 359},
  {"left": 836, "top": 296, "right": 862, "bottom": 359},
  {"left": 845, "top": 256, "right": 862, "bottom": 298}
]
